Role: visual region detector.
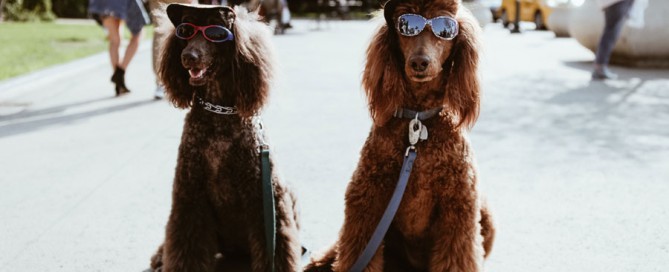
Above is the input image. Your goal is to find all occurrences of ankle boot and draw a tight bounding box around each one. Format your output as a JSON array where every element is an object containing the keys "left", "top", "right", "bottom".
[{"left": 111, "top": 66, "right": 131, "bottom": 96}]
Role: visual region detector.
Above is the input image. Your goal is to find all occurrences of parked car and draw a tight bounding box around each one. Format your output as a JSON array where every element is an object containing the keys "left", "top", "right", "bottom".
[
  {"left": 496, "top": 0, "right": 553, "bottom": 30},
  {"left": 479, "top": 0, "right": 502, "bottom": 22}
]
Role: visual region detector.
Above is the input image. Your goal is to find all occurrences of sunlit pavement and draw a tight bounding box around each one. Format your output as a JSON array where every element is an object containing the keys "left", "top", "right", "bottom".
[{"left": 1, "top": 19, "right": 668, "bottom": 271}]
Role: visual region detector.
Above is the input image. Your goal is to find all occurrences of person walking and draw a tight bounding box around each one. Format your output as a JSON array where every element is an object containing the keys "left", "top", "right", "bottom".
[
  {"left": 592, "top": 0, "right": 635, "bottom": 80},
  {"left": 89, "top": 0, "right": 150, "bottom": 96},
  {"left": 149, "top": 0, "right": 194, "bottom": 100}
]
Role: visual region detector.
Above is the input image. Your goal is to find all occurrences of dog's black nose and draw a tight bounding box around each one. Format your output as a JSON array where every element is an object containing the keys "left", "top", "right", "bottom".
[
  {"left": 410, "top": 55, "right": 430, "bottom": 72},
  {"left": 181, "top": 51, "right": 200, "bottom": 64}
]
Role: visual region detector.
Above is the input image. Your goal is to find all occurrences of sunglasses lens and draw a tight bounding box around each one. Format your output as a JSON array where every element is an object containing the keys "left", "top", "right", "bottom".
[
  {"left": 175, "top": 24, "right": 195, "bottom": 39},
  {"left": 397, "top": 14, "right": 426, "bottom": 36},
  {"left": 431, "top": 17, "right": 458, "bottom": 40},
  {"left": 204, "top": 26, "right": 231, "bottom": 42}
]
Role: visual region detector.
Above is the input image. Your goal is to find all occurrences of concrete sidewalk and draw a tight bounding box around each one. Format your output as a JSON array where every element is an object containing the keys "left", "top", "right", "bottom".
[{"left": 1, "top": 19, "right": 668, "bottom": 271}]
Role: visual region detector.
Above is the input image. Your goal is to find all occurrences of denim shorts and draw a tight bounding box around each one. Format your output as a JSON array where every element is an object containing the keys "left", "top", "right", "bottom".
[{"left": 88, "top": 0, "right": 150, "bottom": 35}]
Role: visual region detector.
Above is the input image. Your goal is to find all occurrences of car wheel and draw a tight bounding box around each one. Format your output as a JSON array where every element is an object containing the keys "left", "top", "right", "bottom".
[
  {"left": 535, "top": 12, "right": 547, "bottom": 30},
  {"left": 501, "top": 9, "right": 509, "bottom": 27}
]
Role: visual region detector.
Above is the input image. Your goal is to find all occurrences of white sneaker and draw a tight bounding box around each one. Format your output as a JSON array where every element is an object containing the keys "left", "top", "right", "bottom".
[{"left": 154, "top": 85, "right": 165, "bottom": 100}]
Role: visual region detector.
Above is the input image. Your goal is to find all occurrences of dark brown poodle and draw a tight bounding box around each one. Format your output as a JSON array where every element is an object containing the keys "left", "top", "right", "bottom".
[
  {"left": 305, "top": 0, "right": 495, "bottom": 271},
  {"left": 149, "top": 4, "right": 301, "bottom": 272}
]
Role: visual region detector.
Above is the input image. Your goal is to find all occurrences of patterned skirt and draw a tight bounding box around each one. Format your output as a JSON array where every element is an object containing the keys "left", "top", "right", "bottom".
[{"left": 88, "top": 0, "right": 150, "bottom": 35}]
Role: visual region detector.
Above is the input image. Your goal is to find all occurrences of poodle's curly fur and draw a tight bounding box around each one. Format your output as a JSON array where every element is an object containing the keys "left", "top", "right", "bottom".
[
  {"left": 149, "top": 5, "right": 301, "bottom": 272},
  {"left": 305, "top": 0, "right": 495, "bottom": 271}
]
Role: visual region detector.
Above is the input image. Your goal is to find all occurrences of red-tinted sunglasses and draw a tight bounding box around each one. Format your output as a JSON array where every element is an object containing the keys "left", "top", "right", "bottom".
[{"left": 175, "top": 23, "right": 234, "bottom": 43}]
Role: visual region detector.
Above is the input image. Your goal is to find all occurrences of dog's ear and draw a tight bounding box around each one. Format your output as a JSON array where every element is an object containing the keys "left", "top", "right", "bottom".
[
  {"left": 159, "top": 32, "right": 193, "bottom": 109},
  {"left": 362, "top": 23, "right": 408, "bottom": 126},
  {"left": 442, "top": 8, "right": 481, "bottom": 130},
  {"left": 229, "top": 7, "right": 274, "bottom": 118},
  {"left": 219, "top": 7, "right": 236, "bottom": 28}
]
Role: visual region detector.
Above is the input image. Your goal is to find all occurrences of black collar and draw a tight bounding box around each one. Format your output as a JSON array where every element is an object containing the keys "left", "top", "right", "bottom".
[{"left": 393, "top": 107, "right": 442, "bottom": 121}]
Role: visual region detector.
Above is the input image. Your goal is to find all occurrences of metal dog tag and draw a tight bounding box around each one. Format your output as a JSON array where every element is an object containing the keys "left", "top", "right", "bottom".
[
  {"left": 420, "top": 125, "right": 428, "bottom": 140},
  {"left": 408, "top": 119, "right": 422, "bottom": 145}
]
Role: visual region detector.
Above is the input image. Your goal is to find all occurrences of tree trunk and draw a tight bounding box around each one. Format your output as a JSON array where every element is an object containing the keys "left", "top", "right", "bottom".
[{"left": 0, "top": 0, "right": 7, "bottom": 22}]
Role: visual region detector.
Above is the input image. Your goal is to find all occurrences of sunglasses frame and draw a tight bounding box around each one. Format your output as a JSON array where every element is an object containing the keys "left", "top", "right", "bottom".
[
  {"left": 175, "top": 23, "right": 234, "bottom": 43},
  {"left": 396, "top": 13, "right": 459, "bottom": 41}
]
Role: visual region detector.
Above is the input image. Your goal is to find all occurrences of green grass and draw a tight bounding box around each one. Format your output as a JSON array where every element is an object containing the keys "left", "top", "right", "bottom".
[{"left": 0, "top": 22, "right": 154, "bottom": 81}]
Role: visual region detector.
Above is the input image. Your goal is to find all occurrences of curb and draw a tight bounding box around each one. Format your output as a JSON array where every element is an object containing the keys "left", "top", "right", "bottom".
[{"left": 0, "top": 42, "right": 151, "bottom": 101}]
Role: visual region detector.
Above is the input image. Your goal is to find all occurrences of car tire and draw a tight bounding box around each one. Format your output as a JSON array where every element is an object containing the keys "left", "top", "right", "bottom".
[
  {"left": 535, "top": 11, "right": 547, "bottom": 30},
  {"left": 491, "top": 9, "right": 499, "bottom": 22},
  {"left": 501, "top": 9, "right": 509, "bottom": 27}
]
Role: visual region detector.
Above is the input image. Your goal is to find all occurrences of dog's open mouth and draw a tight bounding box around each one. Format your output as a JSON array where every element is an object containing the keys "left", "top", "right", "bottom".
[{"left": 187, "top": 66, "right": 209, "bottom": 86}]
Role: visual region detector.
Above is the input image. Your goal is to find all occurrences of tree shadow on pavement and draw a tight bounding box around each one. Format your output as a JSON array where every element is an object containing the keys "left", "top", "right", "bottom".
[
  {"left": 0, "top": 99, "right": 159, "bottom": 138},
  {"left": 476, "top": 68, "right": 669, "bottom": 166}
]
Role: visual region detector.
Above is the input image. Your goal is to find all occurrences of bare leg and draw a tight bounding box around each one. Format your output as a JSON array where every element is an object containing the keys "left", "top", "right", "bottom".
[
  {"left": 120, "top": 30, "right": 144, "bottom": 70},
  {"left": 102, "top": 17, "right": 130, "bottom": 95},
  {"left": 102, "top": 17, "right": 122, "bottom": 69}
]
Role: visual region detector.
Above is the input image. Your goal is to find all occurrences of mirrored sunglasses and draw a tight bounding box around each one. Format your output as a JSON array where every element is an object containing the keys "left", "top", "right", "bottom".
[
  {"left": 175, "top": 23, "right": 234, "bottom": 43},
  {"left": 396, "top": 14, "right": 459, "bottom": 40}
]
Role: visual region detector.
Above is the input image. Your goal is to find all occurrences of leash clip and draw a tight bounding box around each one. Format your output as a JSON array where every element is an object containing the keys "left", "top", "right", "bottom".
[
  {"left": 408, "top": 115, "right": 422, "bottom": 146},
  {"left": 405, "top": 145, "right": 416, "bottom": 157},
  {"left": 254, "top": 116, "right": 270, "bottom": 152}
]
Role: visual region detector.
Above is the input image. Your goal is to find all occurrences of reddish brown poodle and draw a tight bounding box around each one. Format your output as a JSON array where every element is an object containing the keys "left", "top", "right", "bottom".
[
  {"left": 148, "top": 4, "right": 301, "bottom": 272},
  {"left": 305, "top": 0, "right": 495, "bottom": 271}
]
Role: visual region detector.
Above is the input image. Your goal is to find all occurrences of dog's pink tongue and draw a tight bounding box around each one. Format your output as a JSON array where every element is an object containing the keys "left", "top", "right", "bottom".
[{"left": 189, "top": 68, "right": 205, "bottom": 79}]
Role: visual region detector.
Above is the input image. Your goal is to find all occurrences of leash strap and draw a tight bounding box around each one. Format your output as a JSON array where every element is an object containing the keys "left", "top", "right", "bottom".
[
  {"left": 261, "top": 148, "right": 276, "bottom": 272},
  {"left": 349, "top": 148, "right": 417, "bottom": 272}
]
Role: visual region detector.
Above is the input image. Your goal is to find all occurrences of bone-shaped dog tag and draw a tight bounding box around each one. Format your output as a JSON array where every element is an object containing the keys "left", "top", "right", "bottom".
[
  {"left": 420, "top": 125, "right": 428, "bottom": 140},
  {"left": 408, "top": 119, "right": 422, "bottom": 145}
]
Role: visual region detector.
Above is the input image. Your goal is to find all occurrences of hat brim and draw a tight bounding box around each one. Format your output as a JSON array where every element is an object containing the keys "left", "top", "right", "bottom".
[{"left": 166, "top": 4, "right": 234, "bottom": 27}]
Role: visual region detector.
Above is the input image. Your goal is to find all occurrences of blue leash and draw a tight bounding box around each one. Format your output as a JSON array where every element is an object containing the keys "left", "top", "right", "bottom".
[
  {"left": 349, "top": 108, "right": 440, "bottom": 272},
  {"left": 349, "top": 147, "right": 417, "bottom": 272}
]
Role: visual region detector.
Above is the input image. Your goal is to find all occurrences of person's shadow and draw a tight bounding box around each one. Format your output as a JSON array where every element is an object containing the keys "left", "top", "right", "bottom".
[{"left": 0, "top": 97, "right": 159, "bottom": 138}]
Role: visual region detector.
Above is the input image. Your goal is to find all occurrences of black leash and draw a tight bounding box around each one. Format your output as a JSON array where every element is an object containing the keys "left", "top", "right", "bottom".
[
  {"left": 195, "top": 101, "right": 282, "bottom": 272},
  {"left": 258, "top": 117, "right": 313, "bottom": 272},
  {"left": 257, "top": 119, "right": 276, "bottom": 272},
  {"left": 349, "top": 107, "right": 441, "bottom": 272},
  {"left": 261, "top": 146, "right": 275, "bottom": 272}
]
